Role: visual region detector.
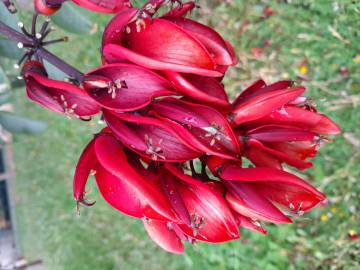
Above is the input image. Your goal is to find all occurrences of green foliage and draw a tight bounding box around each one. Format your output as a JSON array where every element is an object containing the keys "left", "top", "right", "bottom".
[
  {"left": 9, "top": 1, "right": 360, "bottom": 270},
  {"left": 51, "top": 3, "right": 95, "bottom": 35}
]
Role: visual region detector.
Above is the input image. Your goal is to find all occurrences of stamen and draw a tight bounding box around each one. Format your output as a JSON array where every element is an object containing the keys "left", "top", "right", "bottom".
[{"left": 145, "top": 134, "right": 166, "bottom": 161}]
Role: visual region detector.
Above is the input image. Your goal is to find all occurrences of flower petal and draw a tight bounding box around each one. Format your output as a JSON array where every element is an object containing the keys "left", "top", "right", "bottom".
[
  {"left": 251, "top": 106, "right": 341, "bottom": 135},
  {"left": 73, "top": 138, "right": 98, "bottom": 204},
  {"left": 225, "top": 182, "right": 292, "bottom": 224},
  {"left": 23, "top": 61, "right": 100, "bottom": 117},
  {"left": 72, "top": 0, "right": 131, "bottom": 13},
  {"left": 103, "top": 44, "right": 222, "bottom": 77},
  {"left": 84, "top": 63, "right": 175, "bottom": 111},
  {"left": 231, "top": 87, "right": 305, "bottom": 125},
  {"left": 220, "top": 166, "right": 326, "bottom": 213},
  {"left": 103, "top": 110, "right": 201, "bottom": 162},
  {"left": 143, "top": 219, "right": 184, "bottom": 254},
  {"left": 246, "top": 125, "right": 317, "bottom": 142},
  {"left": 177, "top": 181, "right": 240, "bottom": 243},
  {"left": 95, "top": 164, "right": 143, "bottom": 218},
  {"left": 163, "top": 71, "right": 230, "bottom": 108},
  {"left": 233, "top": 80, "right": 292, "bottom": 106},
  {"left": 94, "top": 133, "right": 177, "bottom": 221},
  {"left": 163, "top": 17, "right": 236, "bottom": 66},
  {"left": 151, "top": 98, "right": 240, "bottom": 159}
]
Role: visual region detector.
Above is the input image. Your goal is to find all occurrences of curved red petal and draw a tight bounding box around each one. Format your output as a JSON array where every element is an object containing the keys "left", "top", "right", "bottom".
[
  {"left": 95, "top": 165, "right": 143, "bottom": 218},
  {"left": 143, "top": 219, "right": 184, "bottom": 254},
  {"left": 103, "top": 110, "right": 201, "bottom": 162},
  {"left": 246, "top": 125, "right": 317, "bottom": 142},
  {"left": 163, "top": 2, "right": 197, "bottom": 17},
  {"left": 122, "top": 18, "right": 215, "bottom": 69},
  {"left": 163, "top": 71, "right": 230, "bottom": 108},
  {"left": 151, "top": 98, "right": 240, "bottom": 158},
  {"left": 177, "top": 181, "right": 240, "bottom": 243},
  {"left": 163, "top": 17, "right": 235, "bottom": 66},
  {"left": 73, "top": 138, "right": 98, "bottom": 202},
  {"left": 103, "top": 44, "right": 222, "bottom": 77},
  {"left": 252, "top": 106, "right": 341, "bottom": 135},
  {"left": 247, "top": 139, "right": 313, "bottom": 170},
  {"left": 94, "top": 134, "right": 177, "bottom": 221},
  {"left": 220, "top": 166, "right": 325, "bottom": 213},
  {"left": 84, "top": 63, "right": 175, "bottom": 111},
  {"left": 231, "top": 87, "right": 305, "bottom": 125},
  {"left": 102, "top": 8, "right": 139, "bottom": 49},
  {"left": 72, "top": 0, "right": 131, "bottom": 13},
  {"left": 24, "top": 64, "right": 100, "bottom": 117},
  {"left": 225, "top": 182, "right": 292, "bottom": 224}
]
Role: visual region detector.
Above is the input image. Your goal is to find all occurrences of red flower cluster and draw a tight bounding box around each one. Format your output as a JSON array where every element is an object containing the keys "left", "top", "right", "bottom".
[{"left": 22, "top": 2, "right": 340, "bottom": 254}]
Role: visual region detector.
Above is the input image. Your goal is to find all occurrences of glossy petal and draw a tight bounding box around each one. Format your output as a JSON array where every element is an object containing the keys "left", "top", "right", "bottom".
[
  {"left": 159, "top": 170, "right": 192, "bottom": 226},
  {"left": 165, "top": 164, "right": 240, "bottom": 243},
  {"left": 84, "top": 63, "right": 175, "bottom": 111},
  {"left": 251, "top": 106, "right": 341, "bottom": 135},
  {"left": 143, "top": 219, "right": 184, "bottom": 254},
  {"left": 246, "top": 125, "right": 317, "bottom": 142},
  {"left": 225, "top": 182, "right": 292, "bottom": 224},
  {"left": 244, "top": 146, "right": 283, "bottom": 169},
  {"left": 231, "top": 87, "right": 305, "bottom": 125},
  {"left": 177, "top": 181, "right": 240, "bottom": 243},
  {"left": 95, "top": 165, "right": 143, "bottom": 218},
  {"left": 163, "top": 71, "right": 230, "bottom": 107},
  {"left": 236, "top": 214, "right": 267, "bottom": 234},
  {"left": 247, "top": 139, "right": 313, "bottom": 170},
  {"left": 23, "top": 61, "right": 100, "bottom": 117},
  {"left": 94, "top": 134, "right": 177, "bottom": 221},
  {"left": 102, "top": 8, "right": 139, "bottom": 49},
  {"left": 233, "top": 80, "right": 293, "bottom": 106},
  {"left": 266, "top": 141, "right": 318, "bottom": 161},
  {"left": 72, "top": 0, "right": 131, "bottom": 13},
  {"left": 73, "top": 138, "right": 98, "bottom": 204},
  {"left": 163, "top": 2, "right": 197, "bottom": 17},
  {"left": 151, "top": 98, "right": 240, "bottom": 159},
  {"left": 103, "top": 110, "right": 201, "bottom": 162},
  {"left": 220, "top": 166, "right": 326, "bottom": 213},
  {"left": 163, "top": 17, "right": 236, "bottom": 66}
]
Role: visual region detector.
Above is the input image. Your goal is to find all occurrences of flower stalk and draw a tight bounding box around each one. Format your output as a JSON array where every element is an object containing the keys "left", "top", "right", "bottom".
[{"left": 0, "top": 20, "right": 83, "bottom": 82}]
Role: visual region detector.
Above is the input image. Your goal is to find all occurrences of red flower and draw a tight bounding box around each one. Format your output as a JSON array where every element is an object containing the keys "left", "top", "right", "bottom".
[
  {"left": 102, "top": 8, "right": 237, "bottom": 77},
  {"left": 34, "top": 0, "right": 131, "bottom": 15},
  {"left": 18, "top": 1, "right": 340, "bottom": 254},
  {"left": 22, "top": 61, "right": 100, "bottom": 118}
]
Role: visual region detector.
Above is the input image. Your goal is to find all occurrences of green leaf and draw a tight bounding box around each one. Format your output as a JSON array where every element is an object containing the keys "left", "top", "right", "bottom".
[
  {"left": 0, "top": 66, "right": 8, "bottom": 93},
  {"left": 51, "top": 3, "right": 94, "bottom": 35},
  {"left": 0, "top": 39, "right": 23, "bottom": 59},
  {"left": 0, "top": 3, "right": 19, "bottom": 30},
  {"left": 0, "top": 113, "right": 47, "bottom": 134},
  {"left": 0, "top": 93, "right": 11, "bottom": 105}
]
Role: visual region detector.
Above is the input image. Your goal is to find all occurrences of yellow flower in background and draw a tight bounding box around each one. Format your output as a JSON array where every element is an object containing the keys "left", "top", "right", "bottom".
[
  {"left": 353, "top": 55, "right": 360, "bottom": 64},
  {"left": 299, "top": 65, "right": 309, "bottom": 75},
  {"left": 330, "top": 207, "right": 337, "bottom": 214},
  {"left": 321, "top": 214, "right": 329, "bottom": 222}
]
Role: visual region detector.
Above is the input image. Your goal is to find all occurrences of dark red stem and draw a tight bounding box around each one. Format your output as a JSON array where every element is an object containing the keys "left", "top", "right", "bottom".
[{"left": 0, "top": 21, "right": 83, "bottom": 82}]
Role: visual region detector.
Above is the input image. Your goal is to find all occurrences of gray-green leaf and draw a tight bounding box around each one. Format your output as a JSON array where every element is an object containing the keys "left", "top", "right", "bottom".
[
  {"left": 51, "top": 3, "right": 94, "bottom": 35},
  {"left": 0, "top": 113, "right": 47, "bottom": 134}
]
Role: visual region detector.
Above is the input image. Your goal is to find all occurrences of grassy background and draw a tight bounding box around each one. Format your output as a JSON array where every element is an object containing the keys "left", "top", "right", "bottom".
[{"left": 9, "top": 0, "right": 360, "bottom": 269}]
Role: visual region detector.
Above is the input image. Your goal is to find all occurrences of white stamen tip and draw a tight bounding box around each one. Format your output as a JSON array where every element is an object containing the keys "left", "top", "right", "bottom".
[
  {"left": 17, "top": 42, "right": 23, "bottom": 49},
  {"left": 35, "top": 33, "right": 42, "bottom": 39},
  {"left": 17, "top": 76, "right": 23, "bottom": 80},
  {"left": 17, "top": 22, "right": 24, "bottom": 28},
  {"left": 13, "top": 64, "right": 20, "bottom": 69}
]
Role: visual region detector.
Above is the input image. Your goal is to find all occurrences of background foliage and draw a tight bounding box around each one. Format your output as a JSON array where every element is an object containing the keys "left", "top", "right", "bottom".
[{"left": 7, "top": 0, "right": 360, "bottom": 269}]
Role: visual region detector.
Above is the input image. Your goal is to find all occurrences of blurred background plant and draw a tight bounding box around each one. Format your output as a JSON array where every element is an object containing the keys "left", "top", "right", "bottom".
[{"left": 0, "top": 0, "right": 359, "bottom": 269}]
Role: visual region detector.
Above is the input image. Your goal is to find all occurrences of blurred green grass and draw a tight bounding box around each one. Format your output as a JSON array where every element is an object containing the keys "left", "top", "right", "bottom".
[{"left": 11, "top": 1, "right": 360, "bottom": 269}]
